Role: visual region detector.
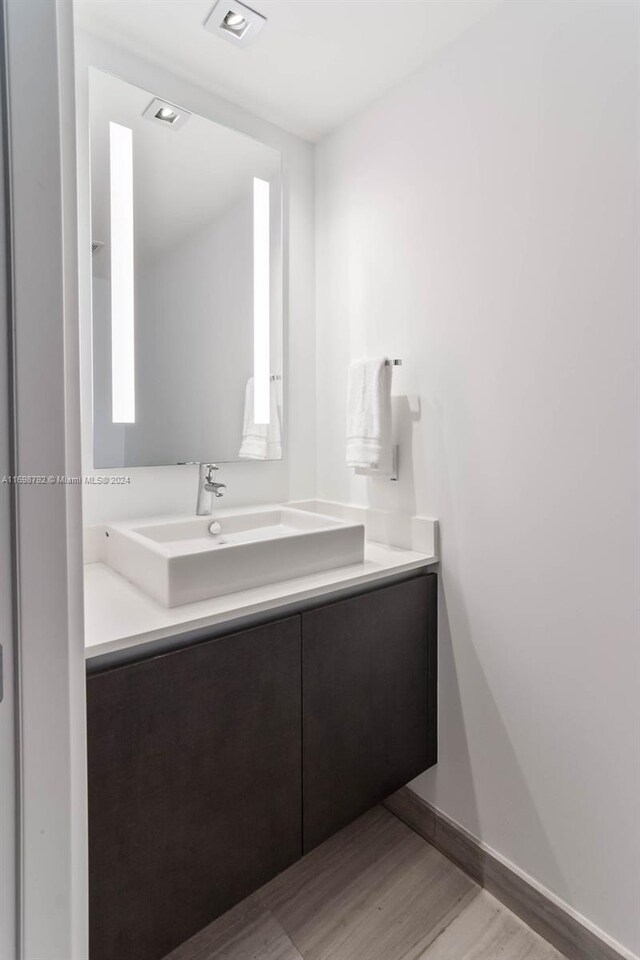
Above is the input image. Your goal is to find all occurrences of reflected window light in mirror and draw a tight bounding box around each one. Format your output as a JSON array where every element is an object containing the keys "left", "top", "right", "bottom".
[
  {"left": 253, "top": 177, "right": 270, "bottom": 425},
  {"left": 109, "top": 121, "right": 135, "bottom": 423}
]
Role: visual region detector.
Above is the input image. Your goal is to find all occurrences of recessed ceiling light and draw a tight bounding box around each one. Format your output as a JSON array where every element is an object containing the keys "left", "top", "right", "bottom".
[
  {"left": 204, "top": 0, "right": 266, "bottom": 48},
  {"left": 223, "top": 11, "right": 248, "bottom": 35},
  {"left": 156, "top": 106, "right": 178, "bottom": 123},
  {"left": 142, "top": 98, "right": 190, "bottom": 131}
]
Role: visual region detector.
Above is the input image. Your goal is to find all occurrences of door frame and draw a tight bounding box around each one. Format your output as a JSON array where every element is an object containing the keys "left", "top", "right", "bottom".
[
  {"left": 0, "top": 4, "right": 17, "bottom": 956},
  {"left": 1, "top": 1, "right": 87, "bottom": 957}
]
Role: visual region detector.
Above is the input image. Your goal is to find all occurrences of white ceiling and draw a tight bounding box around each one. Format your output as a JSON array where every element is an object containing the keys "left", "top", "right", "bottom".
[{"left": 74, "top": 0, "right": 503, "bottom": 141}]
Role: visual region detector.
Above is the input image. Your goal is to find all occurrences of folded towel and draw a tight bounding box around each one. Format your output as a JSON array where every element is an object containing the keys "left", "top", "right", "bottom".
[
  {"left": 346, "top": 357, "right": 392, "bottom": 470},
  {"left": 239, "top": 377, "right": 282, "bottom": 460}
]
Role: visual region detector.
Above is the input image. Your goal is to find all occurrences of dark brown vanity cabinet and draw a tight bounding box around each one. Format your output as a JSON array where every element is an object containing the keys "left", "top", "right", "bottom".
[
  {"left": 301, "top": 574, "right": 437, "bottom": 851},
  {"left": 87, "top": 617, "right": 302, "bottom": 960},
  {"left": 87, "top": 573, "right": 436, "bottom": 960}
]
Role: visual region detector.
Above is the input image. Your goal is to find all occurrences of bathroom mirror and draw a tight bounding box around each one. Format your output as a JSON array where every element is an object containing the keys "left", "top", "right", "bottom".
[{"left": 88, "top": 68, "right": 283, "bottom": 467}]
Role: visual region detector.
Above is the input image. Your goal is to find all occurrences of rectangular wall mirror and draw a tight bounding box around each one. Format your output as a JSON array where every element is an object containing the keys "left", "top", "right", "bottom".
[{"left": 88, "top": 68, "right": 283, "bottom": 468}]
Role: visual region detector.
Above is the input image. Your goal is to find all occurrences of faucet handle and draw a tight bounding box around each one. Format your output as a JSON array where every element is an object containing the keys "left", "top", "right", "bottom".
[{"left": 205, "top": 464, "right": 219, "bottom": 483}]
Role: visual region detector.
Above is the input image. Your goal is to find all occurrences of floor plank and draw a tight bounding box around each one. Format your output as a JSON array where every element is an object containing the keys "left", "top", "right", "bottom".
[
  {"left": 164, "top": 806, "right": 568, "bottom": 960},
  {"left": 257, "top": 806, "right": 477, "bottom": 960},
  {"left": 163, "top": 896, "right": 303, "bottom": 960},
  {"left": 418, "top": 889, "right": 566, "bottom": 959}
]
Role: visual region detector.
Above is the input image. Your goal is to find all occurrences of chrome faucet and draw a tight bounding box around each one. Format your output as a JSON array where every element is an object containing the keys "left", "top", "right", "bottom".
[{"left": 196, "top": 463, "right": 226, "bottom": 516}]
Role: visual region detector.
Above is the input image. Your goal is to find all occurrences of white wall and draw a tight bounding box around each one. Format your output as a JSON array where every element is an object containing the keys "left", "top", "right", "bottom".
[
  {"left": 76, "top": 32, "right": 315, "bottom": 523},
  {"left": 316, "top": 0, "right": 639, "bottom": 955}
]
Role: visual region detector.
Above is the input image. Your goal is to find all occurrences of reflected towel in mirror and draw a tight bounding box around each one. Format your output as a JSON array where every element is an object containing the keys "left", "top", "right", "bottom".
[{"left": 239, "top": 377, "right": 282, "bottom": 460}]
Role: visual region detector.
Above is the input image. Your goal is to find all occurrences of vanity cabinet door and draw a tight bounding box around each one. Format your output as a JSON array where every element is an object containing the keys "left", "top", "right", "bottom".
[
  {"left": 302, "top": 574, "right": 437, "bottom": 852},
  {"left": 87, "top": 617, "right": 302, "bottom": 960}
]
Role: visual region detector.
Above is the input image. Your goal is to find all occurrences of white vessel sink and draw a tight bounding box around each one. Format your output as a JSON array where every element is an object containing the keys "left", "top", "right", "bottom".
[{"left": 103, "top": 506, "right": 365, "bottom": 607}]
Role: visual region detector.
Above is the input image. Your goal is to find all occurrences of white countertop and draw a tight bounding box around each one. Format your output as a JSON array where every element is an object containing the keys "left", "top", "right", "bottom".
[{"left": 84, "top": 539, "right": 436, "bottom": 662}]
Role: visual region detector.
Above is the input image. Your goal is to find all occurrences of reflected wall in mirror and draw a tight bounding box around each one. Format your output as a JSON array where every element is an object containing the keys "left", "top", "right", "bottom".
[{"left": 89, "top": 68, "right": 283, "bottom": 467}]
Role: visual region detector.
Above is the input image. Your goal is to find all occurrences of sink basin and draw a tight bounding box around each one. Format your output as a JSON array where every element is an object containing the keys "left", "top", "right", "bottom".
[{"left": 104, "top": 506, "right": 365, "bottom": 607}]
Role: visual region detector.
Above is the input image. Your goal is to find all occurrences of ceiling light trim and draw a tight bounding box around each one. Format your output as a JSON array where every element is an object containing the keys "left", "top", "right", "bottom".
[
  {"left": 204, "top": 0, "right": 267, "bottom": 49},
  {"left": 142, "top": 97, "right": 191, "bottom": 130}
]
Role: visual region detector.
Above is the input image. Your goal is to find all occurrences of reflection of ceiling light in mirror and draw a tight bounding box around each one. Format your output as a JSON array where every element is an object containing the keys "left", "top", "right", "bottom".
[
  {"left": 204, "top": 0, "right": 266, "bottom": 48},
  {"left": 142, "top": 98, "right": 190, "bottom": 130}
]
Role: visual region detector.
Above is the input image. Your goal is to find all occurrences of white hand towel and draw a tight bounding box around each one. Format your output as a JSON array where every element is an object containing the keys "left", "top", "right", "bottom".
[
  {"left": 239, "top": 377, "right": 282, "bottom": 460},
  {"left": 346, "top": 357, "right": 392, "bottom": 470}
]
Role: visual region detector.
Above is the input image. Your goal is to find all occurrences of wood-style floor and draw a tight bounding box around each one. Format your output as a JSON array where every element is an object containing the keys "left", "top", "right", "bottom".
[{"left": 164, "top": 806, "right": 567, "bottom": 960}]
